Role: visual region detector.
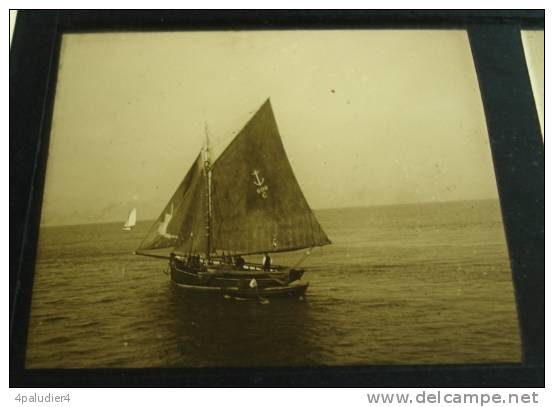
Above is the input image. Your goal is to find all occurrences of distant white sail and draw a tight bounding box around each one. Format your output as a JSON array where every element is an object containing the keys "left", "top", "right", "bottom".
[{"left": 123, "top": 208, "right": 137, "bottom": 231}]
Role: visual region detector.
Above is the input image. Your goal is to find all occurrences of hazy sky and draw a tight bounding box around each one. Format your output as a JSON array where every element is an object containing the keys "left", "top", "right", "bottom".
[{"left": 41, "top": 29, "right": 498, "bottom": 226}]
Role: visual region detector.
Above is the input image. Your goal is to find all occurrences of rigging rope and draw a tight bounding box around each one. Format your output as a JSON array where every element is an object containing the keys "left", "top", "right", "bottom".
[{"left": 288, "top": 246, "right": 315, "bottom": 271}]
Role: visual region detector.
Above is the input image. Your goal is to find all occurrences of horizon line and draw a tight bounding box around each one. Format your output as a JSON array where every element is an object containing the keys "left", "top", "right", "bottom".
[{"left": 40, "top": 196, "right": 500, "bottom": 228}]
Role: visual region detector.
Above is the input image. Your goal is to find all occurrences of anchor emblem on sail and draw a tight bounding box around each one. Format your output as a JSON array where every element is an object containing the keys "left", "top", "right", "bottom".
[
  {"left": 157, "top": 202, "right": 178, "bottom": 239},
  {"left": 252, "top": 169, "right": 269, "bottom": 198}
]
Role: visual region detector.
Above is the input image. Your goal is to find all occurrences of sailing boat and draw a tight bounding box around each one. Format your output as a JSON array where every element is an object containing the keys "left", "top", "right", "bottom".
[
  {"left": 135, "top": 99, "right": 331, "bottom": 299},
  {"left": 122, "top": 208, "right": 137, "bottom": 231}
]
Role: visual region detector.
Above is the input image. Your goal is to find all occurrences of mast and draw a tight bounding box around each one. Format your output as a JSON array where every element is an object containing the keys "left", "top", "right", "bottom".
[{"left": 204, "top": 123, "right": 213, "bottom": 260}]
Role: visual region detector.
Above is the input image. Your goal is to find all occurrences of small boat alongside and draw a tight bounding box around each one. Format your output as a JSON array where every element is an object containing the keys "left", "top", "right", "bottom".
[{"left": 135, "top": 99, "right": 331, "bottom": 299}]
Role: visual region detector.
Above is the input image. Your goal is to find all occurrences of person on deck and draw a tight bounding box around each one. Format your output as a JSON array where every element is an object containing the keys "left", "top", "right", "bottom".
[
  {"left": 169, "top": 253, "right": 176, "bottom": 268},
  {"left": 263, "top": 252, "right": 272, "bottom": 272},
  {"left": 235, "top": 255, "right": 245, "bottom": 270}
]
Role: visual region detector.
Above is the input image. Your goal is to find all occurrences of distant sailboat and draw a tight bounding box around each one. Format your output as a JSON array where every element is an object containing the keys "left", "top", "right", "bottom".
[
  {"left": 135, "top": 99, "right": 331, "bottom": 299},
  {"left": 123, "top": 208, "right": 137, "bottom": 231}
]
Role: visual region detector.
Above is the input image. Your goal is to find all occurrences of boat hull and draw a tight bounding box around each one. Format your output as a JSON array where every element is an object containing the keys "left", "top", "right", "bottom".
[
  {"left": 169, "top": 261, "right": 307, "bottom": 298},
  {"left": 172, "top": 281, "right": 309, "bottom": 299},
  {"left": 169, "top": 262, "right": 304, "bottom": 289}
]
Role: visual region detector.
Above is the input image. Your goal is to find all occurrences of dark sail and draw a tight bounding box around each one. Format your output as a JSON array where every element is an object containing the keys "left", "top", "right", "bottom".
[
  {"left": 208, "top": 99, "right": 330, "bottom": 255},
  {"left": 137, "top": 153, "right": 207, "bottom": 254}
]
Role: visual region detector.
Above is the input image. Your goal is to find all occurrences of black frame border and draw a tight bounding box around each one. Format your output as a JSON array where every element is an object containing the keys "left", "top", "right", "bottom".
[{"left": 10, "top": 10, "right": 545, "bottom": 387}]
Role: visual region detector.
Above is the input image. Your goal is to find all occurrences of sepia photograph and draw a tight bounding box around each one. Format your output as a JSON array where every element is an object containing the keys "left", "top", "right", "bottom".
[{"left": 24, "top": 29, "right": 521, "bottom": 369}]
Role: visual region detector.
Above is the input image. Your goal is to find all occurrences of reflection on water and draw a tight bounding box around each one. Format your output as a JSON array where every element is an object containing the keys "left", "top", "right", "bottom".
[
  {"left": 161, "top": 286, "right": 321, "bottom": 367},
  {"left": 26, "top": 200, "right": 521, "bottom": 368}
]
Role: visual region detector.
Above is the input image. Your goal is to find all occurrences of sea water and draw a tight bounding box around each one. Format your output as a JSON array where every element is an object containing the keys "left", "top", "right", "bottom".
[{"left": 25, "top": 199, "right": 521, "bottom": 368}]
